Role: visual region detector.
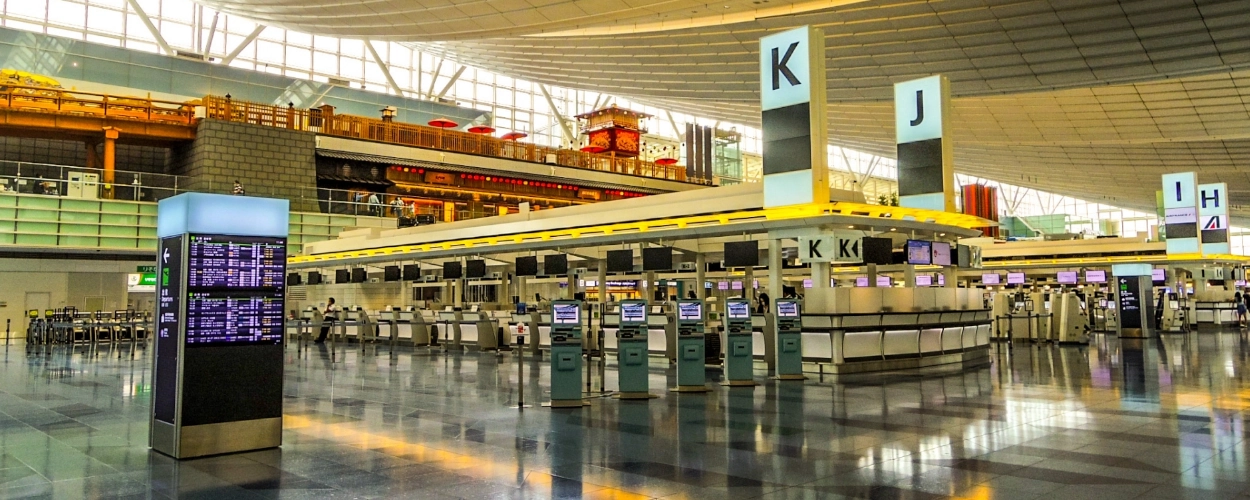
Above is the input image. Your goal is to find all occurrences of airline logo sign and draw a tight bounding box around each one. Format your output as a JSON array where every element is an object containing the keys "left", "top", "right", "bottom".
[
  {"left": 798, "top": 231, "right": 864, "bottom": 263},
  {"left": 1161, "top": 172, "right": 1199, "bottom": 254},
  {"left": 760, "top": 27, "right": 811, "bottom": 112},
  {"left": 1199, "top": 182, "right": 1229, "bottom": 253}
]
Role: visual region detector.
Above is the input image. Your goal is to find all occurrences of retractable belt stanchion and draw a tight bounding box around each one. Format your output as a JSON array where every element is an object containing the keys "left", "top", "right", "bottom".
[
  {"left": 772, "top": 299, "right": 806, "bottom": 380},
  {"left": 671, "top": 299, "right": 711, "bottom": 392},
  {"left": 614, "top": 300, "right": 656, "bottom": 399},
  {"left": 722, "top": 299, "right": 757, "bottom": 387},
  {"left": 544, "top": 300, "right": 589, "bottom": 408}
]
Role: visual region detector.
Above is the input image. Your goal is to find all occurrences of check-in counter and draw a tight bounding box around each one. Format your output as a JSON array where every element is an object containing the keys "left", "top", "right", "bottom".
[
  {"left": 707, "top": 309, "right": 991, "bottom": 374},
  {"left": 1194, "top": 301, "right": 1237, "bottom": 324},
  {"left": 601, "top": 312, "right": 673, "bottom": 355},
  {"left": 435, "top": 310, "right": 501, "bottom": 349}
]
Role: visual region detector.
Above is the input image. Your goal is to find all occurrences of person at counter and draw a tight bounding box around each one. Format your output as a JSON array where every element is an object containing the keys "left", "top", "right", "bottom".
[
  {"left": 314, "top": 298, "right": 338, "bottom": 343},
  {"left": 1238, "top": 291, "right": 1248, "bottom": 327}
]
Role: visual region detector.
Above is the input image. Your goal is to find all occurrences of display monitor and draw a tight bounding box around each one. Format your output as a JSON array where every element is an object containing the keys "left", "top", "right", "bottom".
[
  {"left": 351, "top": 268, "right": 367, "bottom": 283},
  {"left": 402, "top": 264, "right": 421, "bottom": 281},
  {"left": 905, "top": 240, "right": 932, "bottom": 265},
  {"left": 931, "top": 242, "right": 952, "bottom": 266},
  {"left": 726, "top": 301, "right": 751, "bottom": 320},
  {"left": 307, "top": 272, "right": 323, "bottom": 285},
  {"left": 443, "top": 261, "right": 463, "bottom": 279},
  {"left": 383, "top": 266, "right": 400, "bottom": 282},
  {"left": 466, "top": 260, "right": 487, "bottom": 278},
  {"left": 863, "top": 237, "right": 893, "bottom": 265},
  {"left": 855, "top": 277, "right": 869, "bottom": 287},
  {"left": 1057, "top": 271, "right": 1077, "bottom": 284},
  {"left": 802, "top": 279, "right": 813, "bottom": 288},
  {"left": 982, "top": 273, "right": 1000, "bottom": 285},
  {"left": 937, "top": 273, "right": 945, "bottom": 286},
  {"left": 607, "top": 249, "right": 634, "bottom": 272},
  {"left": 1085, "top": 270, "right": 1106, "bottom": 283},
  {"left": 287, "top": 273, "right": 302, "bottom": 286},
  {"left": 877, "top": 276, "right": 892, "bottom": 287},
  {"left": 183, "top": 234, "right": 287, "bottom": 346},
  {"left": 915, "top": 275, "right": 932, "bottom": 287},
  {"left": 335, "top": 269, "right": 350, "bottom": 283},
  {"left": 777, "top": 300, "right": 799, "bottom": 318},
  {"left": 723, "top": 241, "right": 759, "bottom": 268},
  {"left": 552, "top": 302, "right": 580, "bottom": 325},
  {"left": 642, "top": 247, "right": 673, "bottom": 271},
  {"left": 1151, "top": 268, "right": 1165, "bottom": 282},
  {"left": 677, "top": 301, "right": 703, "bottom": 321},
  {"left": 515, "top": 256, "right": 539, "bottom": 276},
  {"left": 731, "top": 281, "right": 743, "bottom": 290},
  {"left": 1007, "top": 272, "right": 1026, "bottom": 285},
  {"left": 544, "top": 254, "right": 568, "bottom": 275},
  {"left": 717, "top": 281, "right": 729, "bottom": 290},
  {"left": 619, "top": 302, "right": 647, "bottom": 324}
]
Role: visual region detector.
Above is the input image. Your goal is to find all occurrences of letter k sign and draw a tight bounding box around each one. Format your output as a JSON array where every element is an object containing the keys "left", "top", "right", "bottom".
[{"left": 772, "top": 43, "right": 800, "bottom": 90}]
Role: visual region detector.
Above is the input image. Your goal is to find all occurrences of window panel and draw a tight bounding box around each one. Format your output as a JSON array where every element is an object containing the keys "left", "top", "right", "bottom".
[
  {"left": 286, "top": 31, "right": 311, "bottom": 48},
  {"left": 286, "top": 46, "right": 310, "bottom": 70},
  {"left": 256, "top": 39, "right": 283, "bottom": 65},
  {"left": 86, "top": 6, "right": 122, "bottom": 34},
  {"left": 8, "top": 0, "right": 48, "bottom": 19},
  {"left": 48, "top": 0, "right": 84, "bottom": 26},
  {"left": 160, "top": 21, "right": 192, "bottom": 47},
  {"left": 313, "top": 51, "right": 336, "bottom": 74}
]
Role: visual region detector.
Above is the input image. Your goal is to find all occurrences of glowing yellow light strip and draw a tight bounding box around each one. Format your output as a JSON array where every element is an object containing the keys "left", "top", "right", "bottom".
[
  {"left": 978, "top": 253, "right": 1250, "bottom": 268},
  {"left": 289, "top": 202, "right": 991, "bottom": 265}
]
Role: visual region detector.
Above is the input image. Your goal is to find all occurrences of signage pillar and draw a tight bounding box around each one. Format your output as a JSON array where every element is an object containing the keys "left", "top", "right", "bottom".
[
  {"left": 894, "top": 75, "right": 955, "bottom": 212},
  {"left": 1199, "top": 182, "right": 1229, "bottom": 255},
  {"left": 1162, "top": 172, "right": 1200, "bottom": 255},
  {"left": 759, "top": 26, "right": 828, "bottom": 208},
  {"left": 1115, "top": 275, "right": 1152, "bottom": 338},
  {"left": 150, "top": 193, "right": 289, "bottom": 459}
]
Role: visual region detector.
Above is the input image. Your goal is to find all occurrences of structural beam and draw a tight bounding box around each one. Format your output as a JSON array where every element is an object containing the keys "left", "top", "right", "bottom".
[
  {"left": 221, "top": 25, "right": 266, "bottom": 66},
  {"left": 365, "top": 40, "right": 404, "bottom": 97},
  {"left": 434, "top": 65, "right": 467, "bottom": 100},
  {"left": 425, "top": 59, "right": 444, "bottom": 99},
  {"left": 539, "top": 84, "right": 576, "bottom": 146},
  {"left": 665, "top": 110, "right": 684, "bottom": 141},
  {"left": 203, "top": 12, "right": 220, "bottom": 56},
  {"left": 126, "top": 0, "right": 173, "bottom": 55}
]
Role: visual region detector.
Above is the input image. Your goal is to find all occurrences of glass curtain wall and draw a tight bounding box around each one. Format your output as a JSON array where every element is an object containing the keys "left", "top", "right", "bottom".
[{"left": 4, "top": 0, "right": 1247, "bottom": 254}]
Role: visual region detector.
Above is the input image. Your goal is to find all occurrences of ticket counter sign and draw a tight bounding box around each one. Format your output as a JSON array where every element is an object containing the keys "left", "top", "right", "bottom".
[
  {"left": 127, "top": 272, "right": 157, "bottom": 292},
  {"left": 1161, "top": 172, "right": 1199, "bottom": 254}
]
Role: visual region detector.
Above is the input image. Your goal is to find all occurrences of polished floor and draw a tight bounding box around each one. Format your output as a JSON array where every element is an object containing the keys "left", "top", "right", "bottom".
[{"left": 1, "top": 331, "right": 1249, "bottom": 499}]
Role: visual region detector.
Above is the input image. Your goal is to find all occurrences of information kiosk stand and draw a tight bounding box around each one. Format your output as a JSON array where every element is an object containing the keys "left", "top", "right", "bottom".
[
  {"left": 545, "top": 300, "right": 588, "bottom": 408},
  {"left": 723, "top": 299, "right": 756, "bottom": 386},
  {"left": 615, "top": 300, "right": 656, "bottom": 399},
  {"left": 773, "top": 299, "right": 805, "bottom": 380},
  {"left": 150, "top": 193, "right": 288, "bottom": 459},
  {"left": 671, "top": 300, "right": 710, "bottom": 392}
]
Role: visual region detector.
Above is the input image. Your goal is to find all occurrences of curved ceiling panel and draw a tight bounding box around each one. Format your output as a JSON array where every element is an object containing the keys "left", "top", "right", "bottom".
[{"left": 194, "top": 0, "right": 863, "bottom": 41}]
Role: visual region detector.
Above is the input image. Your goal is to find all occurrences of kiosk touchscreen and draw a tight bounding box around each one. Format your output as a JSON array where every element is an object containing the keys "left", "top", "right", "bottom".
[
  {"left": 546, "top": 300, "right": 587, "bottom": 408},
  {"left": 671, "top": 300, "right": 710, "bottom": 392},
  {"left": 615, "top": 300, "right": 655, "bottom": 399},
  {"left": 773, "top": 300, "right": 805, "bottom": 380},
  {"left": 722, "top": 299, "right": 756, "bottom": 386}
]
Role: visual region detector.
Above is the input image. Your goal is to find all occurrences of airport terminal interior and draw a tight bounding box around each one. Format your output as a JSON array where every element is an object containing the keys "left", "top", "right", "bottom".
[{"left": 2, "top": 0, "right": 1250, "bottom": 498}]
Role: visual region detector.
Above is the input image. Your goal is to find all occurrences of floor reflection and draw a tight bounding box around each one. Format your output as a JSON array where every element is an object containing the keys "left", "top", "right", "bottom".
[{"left": 0, "top": 330, "right": 1248, "bottom": 498}]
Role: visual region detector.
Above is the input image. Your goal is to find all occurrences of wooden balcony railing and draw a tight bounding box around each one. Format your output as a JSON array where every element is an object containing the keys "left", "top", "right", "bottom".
[
  {"left": 0, "top": 84, "right": 196, "bottom": 125},
  {"left": 202, "top": 95, "right": 702, "bottom": 184}
]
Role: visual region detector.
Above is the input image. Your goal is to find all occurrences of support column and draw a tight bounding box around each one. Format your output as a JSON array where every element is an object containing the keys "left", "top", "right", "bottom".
[
  {"left": 695, "top": 253, "right": 706, "bottom": 300},
  {"left": 942, "top": 267, "right": 956, "bottom": 288},
  {"left": 85, "top": 140, "right": 100, "bottom": 170},
  {"left": 743, "top": 266, "right": 754, "bottom": 300},
  {"left": 866, "top": 264, "right": 878, "bottom": 286},
  {"left": 644, "top": 272, "right": 657, "bottom": 304},
  {"left": 810, "top": 261, "right": 831, "bottom": 313},
  {"left": 565, "top": 268, "right": 576, "bottom": 299},
  {"left": 903, "top": 265, "right": 917, "bottom": 288},
  {"left": 102, "top": 127, "right": 118, "bottom": 199},
  {"left": 597, "top": 261, "right": 608, "bottom": 303},
  {"left": 768, "top": 240, "right": 782, "bottom": 307}
]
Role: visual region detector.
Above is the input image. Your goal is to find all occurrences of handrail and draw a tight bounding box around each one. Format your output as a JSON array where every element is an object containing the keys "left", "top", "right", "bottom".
[
  {"left": 201, "top": 95, "right": 706, "bottom": 185},
  {"left": 0, "top": 84, "right": 196, "bottom": 125}
]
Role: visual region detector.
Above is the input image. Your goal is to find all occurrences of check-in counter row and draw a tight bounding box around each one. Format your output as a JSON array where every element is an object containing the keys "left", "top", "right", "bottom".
[{"left": 288, "top": 306, "right": 515, "bottom": 350}]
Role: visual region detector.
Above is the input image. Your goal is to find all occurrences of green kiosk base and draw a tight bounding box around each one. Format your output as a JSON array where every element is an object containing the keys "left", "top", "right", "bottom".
[
  {"left": 671, "top": 335, "right": 710, "bottom": 392},
  {"left": 722, "top": 334, "right": 756, "bottom": 387},
  {"left": 544, "top": 301, "right": 590, "bottom": 408},
  {"left": 771, "top": 300, "right": 806, "bottom": 381}
]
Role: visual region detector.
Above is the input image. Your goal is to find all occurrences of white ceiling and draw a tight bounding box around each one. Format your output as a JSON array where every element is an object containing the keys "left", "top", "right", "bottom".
[{"left": 203, "top": 0, "right": 1250, "bottom": 219}]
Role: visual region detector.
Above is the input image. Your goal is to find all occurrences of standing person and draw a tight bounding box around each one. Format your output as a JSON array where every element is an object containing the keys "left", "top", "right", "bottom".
[
  {"left": 367, "top": 192, "right": 381, "bottom": 216},
  {"left": 314, "top": 298, "right": 338, "bottom": 343},
  {"left": 1239, "top": 291, "right": 1249, "bottom": 328},
  {"left": 758, "top": 291, "right": 771, "bottom": 314},
  {"left": 232, "top": 180, "right": 245, "bottom": 195},
  {"left": 391, "top": 196, "right": 406, "bottom": 217}
]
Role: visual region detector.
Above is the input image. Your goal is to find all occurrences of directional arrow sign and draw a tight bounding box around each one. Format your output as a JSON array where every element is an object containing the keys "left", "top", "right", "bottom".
[{"left": 832, "top": 232, "right": 864, "bottom": 263}]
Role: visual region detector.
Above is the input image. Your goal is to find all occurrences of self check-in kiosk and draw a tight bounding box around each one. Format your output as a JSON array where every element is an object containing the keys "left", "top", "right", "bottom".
[
  {"left": 773, "top": 299, "right": 805, "bottom": 380},
  {"left": 546, "top": 300, "right": 587, "bottom": 408},
  {"left": 615, "top": 300, "right": 655, "bottom": 399},
  {"left": 723, "top": 299, "right": 756, "bottom": 386},
  {"left": 671, "top": 300, "right": 710, "bottom": 392}
]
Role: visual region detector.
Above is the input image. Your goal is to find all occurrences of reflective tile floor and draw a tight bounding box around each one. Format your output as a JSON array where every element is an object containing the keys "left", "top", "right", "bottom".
[{"left": 1, "top": 331, "right": 1250, "bottom": 499}]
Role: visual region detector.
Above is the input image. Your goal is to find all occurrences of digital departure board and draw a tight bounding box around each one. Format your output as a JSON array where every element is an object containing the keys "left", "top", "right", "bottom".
[
  {"left": 184, "top": 234, "right": 287, "bottom": 346},
  {"left": 187, "top": 235, "right": 286, "bottom": 288}
]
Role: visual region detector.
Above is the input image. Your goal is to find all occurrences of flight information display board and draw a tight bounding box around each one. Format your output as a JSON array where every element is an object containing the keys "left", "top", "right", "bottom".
[{"left": 184, "top": 234, "right": 287, "bottom": 346}]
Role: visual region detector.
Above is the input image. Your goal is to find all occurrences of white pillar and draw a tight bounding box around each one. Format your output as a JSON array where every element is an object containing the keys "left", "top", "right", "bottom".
[{"left": 695, "top": 253, "right": 706, "bottom": 300}]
